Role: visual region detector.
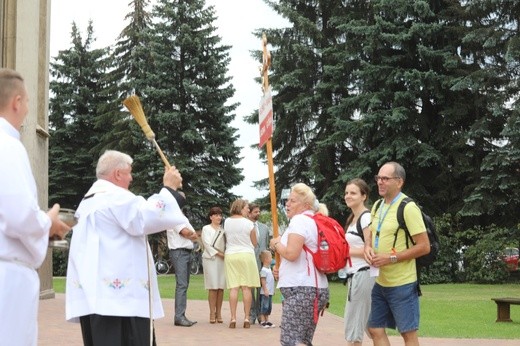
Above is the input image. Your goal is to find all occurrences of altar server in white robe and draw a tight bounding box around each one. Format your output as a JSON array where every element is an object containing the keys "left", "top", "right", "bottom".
[
  {"left": 0, "top": 68, "right": 71, "bottom": 346},
  {"left": 66, "top": 149, "right": 190, "bottom": 346}
]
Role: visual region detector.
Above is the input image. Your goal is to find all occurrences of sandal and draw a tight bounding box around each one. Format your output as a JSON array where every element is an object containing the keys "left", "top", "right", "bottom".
[
  {"left": 216, "top": 316, "right": 223, "bottom": 323},
  {"left": 229, "top": 320, "right": 236, "bottom": 329},
  {"left": 210, "top": 312, "right": 216, "bottom": 324},
  {"left": 243, "top": 319, "right": 250, "bottom": 329}
]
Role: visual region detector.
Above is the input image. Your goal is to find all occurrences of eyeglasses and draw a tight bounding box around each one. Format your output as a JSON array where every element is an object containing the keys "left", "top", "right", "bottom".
[{"left": 374, "top": 175, "right": 400, "bottom": 183}]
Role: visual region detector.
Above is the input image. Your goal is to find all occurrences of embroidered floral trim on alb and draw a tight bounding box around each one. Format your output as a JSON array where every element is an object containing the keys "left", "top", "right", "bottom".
[
  {"left": 103, "top": 278, "right": 130, "bottom": 289},
  {"left": 155, "top": 199, "right": 166, "bottom": 216},
  {"left": 156, "top": 200, "right": 166, "bottom": 212}
]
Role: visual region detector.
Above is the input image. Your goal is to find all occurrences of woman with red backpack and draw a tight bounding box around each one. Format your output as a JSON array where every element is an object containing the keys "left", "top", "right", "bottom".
[{"left": 269, "top": 183, "right": 330, "bottom": 346}]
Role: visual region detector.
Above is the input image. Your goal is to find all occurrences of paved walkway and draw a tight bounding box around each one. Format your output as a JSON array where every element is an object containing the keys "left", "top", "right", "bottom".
[{"left": 39, "top": 294, "right": 517, "bottom": 345}]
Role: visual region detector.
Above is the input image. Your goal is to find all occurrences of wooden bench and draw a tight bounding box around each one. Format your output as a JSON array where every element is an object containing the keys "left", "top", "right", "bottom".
[{"left": 491, "top": 297, "right": 520, "bottom": 322}]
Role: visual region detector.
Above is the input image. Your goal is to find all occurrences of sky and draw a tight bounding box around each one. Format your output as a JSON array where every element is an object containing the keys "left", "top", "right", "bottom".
[{"left": 50, "top": 0, "right": 288, "bottom": 201}]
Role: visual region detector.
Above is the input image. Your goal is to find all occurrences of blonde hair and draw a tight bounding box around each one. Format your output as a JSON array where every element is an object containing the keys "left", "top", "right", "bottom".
[
  {"left": 260, "top": 249, "right": 272, "bottom": 263},
  {"left": 291, "top": 183, "right": 318, "bottom": 211},
  {"left": 229, "top": 198, "right": 248, "bottom": 216},
  {"left": 318, "top": 203, "right": 329, "bottom": 216}
]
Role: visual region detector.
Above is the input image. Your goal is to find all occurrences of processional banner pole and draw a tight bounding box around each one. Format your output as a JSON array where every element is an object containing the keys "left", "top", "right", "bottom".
[{"left": 258, "top": 33, "right": 280, "bottom": 266}]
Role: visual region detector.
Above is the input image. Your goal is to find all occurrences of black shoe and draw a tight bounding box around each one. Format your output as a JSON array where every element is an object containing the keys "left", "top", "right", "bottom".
[{"left": 174, "top": 318, "right": 196, "bottom": 327}]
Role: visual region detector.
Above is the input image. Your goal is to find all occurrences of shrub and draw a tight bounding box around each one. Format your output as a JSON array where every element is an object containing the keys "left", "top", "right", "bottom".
[
  {"left": 51, "top": 232, "right": 73, "bottom": 276},
  {"left": 420, "top": 214, "right": 465, "bottom": 284},
  {"left": 463, "top": 227, "right": 510, "bottom": 283},
  {"left": 421, "top": 218, "right": 512, "bottom": 284}
]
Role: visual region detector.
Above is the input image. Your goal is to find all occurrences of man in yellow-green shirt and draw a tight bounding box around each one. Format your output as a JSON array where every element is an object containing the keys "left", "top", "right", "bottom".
[{"left": 364, "top": 162, "right": 430, "bottom": 346}]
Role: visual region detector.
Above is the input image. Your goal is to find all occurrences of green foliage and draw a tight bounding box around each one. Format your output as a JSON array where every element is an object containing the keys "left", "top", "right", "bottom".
[
  {"left": 48, "top": 1, "right": 520, "bottom": 279},
  {"left": 248, "top": 0, "right": 350, "bottom": 220},
  {"left": 419, "top": 215, "right": 515, "bottom": 284},
  {"left": 253, "top": 0, "right": 519, "bottom": 233},
  {"left": 49, "top": 21, "right": 111, "bottom": 209},
  {"left": 52, "top": 233, "right": 72, "bottom": 276},
  {"left": 461, "top": 110, "right": 520, "bottom": 228},
  {"left": 130, "top": 0, "right": 242, "bottom": 228},
  {"left": 420, "top": 214, "right": 465, "bottom": 284},
  {"left": 463, "top": 226, "right": 512, "bottom": 284},
  {"left": 257, "top": 206, "right": 288, "bottom": 235},
  {"left": 48, "top": 0, "right": 244, "bottom": 229},
  {"left": 52, "top": 248, "right": 69, "bottom": 277},
  {"left": 101, "top": 0, "right": 161, "bottom": 192}
]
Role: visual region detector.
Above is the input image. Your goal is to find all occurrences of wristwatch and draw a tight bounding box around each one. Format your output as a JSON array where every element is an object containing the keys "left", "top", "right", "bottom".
[{"left": 390, "top": 255, "right": 398, "bottom": 264}]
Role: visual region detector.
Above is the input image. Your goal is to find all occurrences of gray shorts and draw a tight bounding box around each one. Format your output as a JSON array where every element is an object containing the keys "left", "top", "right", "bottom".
[{"left": 344, "top": 269, "right": 375, "bottom": 342}]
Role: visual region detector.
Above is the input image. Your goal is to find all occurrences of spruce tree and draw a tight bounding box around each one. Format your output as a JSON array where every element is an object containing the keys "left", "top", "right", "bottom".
[
  {"left": 98, "top": 0, "right": 158, "bottom": 196},
  {"left": 248, "top": 0, "right": 349, "bottom": 217},
  {"left": 460, "top": 0, "right": 520, "bottom": 227},
  {"left": 49, "top": 21, "right": 111, "bottom": 209},
  {"left": 258, "top": 0, "right": 515, "bottom": 228},
  {"left": 330, "top": 0, "right": 472, "bottom": 216},
  {"left": 138, "top": 0, "right": 242, "bottom": 226}
]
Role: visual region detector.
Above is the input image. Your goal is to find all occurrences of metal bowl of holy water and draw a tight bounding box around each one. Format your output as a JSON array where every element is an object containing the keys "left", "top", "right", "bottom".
[{"left": 49, "top": 208, "right": 77, "bottom": 249}]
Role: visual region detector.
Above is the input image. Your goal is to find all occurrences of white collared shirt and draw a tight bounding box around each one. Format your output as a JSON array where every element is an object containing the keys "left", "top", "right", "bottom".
[{"left": 167, "top": 223, "right": 195, "bottom": 250}]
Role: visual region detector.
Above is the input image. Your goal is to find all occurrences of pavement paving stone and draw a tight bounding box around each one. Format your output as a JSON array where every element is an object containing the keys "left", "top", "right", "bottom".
[{"left": 38, "top": 294, "right": 518, "bottom": 345}]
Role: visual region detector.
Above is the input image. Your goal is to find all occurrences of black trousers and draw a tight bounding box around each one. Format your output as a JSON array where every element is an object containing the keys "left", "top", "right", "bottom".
[{"left": 79, "top": 314, "right": 156, "bottom": 346}]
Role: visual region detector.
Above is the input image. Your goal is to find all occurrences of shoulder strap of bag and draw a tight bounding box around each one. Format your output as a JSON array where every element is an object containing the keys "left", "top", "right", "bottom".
[
  {"left": 392, "top": 197, "right": 415, "bottom": 248},
  {"left": 211, "top": 229, "right": 223, "bottom": 247},
  {"left": 353, "top": 210, "right": 371, "bottom": 240},
  {"left": 390, "top": 197, "right": 423, "bottom": 296}
]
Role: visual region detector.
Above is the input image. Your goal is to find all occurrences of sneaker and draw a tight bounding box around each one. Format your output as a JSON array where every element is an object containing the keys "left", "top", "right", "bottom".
[
  {"left": 265, "top": 322, "right": 276, "bottom": 328},
  {"left": 261, "top": 322, "right": 270, "bottom": 329}
]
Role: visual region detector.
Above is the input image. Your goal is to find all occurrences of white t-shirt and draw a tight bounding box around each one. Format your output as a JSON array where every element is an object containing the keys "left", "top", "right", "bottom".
[
  {"left": 277, "top": 211, "right": 328, "bottom": 289},
  {"left": 260, "top": 266, "right": 275, "bottom": 295},
  {"left": 223, "top": 217, "right": 255, "bottom": 254},
  {"left": 345, "top": 211, "right": 371, "bottom": 274}
]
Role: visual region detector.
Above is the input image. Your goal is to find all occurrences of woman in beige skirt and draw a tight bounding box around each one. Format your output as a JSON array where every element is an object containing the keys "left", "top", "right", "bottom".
[{"left": 201, "top": 207, "right": 227, "bottom": 324}]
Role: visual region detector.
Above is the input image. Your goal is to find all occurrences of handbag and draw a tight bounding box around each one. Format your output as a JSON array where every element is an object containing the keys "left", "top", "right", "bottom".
[{"left": 212, "top": 229, "right": 226, "bottom": 253}]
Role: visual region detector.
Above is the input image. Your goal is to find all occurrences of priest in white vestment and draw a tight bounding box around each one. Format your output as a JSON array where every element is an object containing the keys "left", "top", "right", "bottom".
[{"left": 66, "top": 149, "right": 191, "bottom": 346}]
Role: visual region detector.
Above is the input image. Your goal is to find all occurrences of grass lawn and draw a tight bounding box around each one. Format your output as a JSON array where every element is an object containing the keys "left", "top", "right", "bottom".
[{"left": 53, "top": 276, "right": 520, "bottom": 339}]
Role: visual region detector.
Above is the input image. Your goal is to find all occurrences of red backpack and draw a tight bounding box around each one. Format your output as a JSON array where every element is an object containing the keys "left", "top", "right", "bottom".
[
  {"left": 304, "top": 213, "right": 351, "bottom": 274},
  {"left": 303, "top": 212, "right": 351, "bottom": 324}
]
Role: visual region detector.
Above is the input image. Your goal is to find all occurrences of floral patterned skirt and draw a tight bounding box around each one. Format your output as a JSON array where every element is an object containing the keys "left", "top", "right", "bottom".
[{"left": 279, "top": 286, "right": 329, "bottom": 346}]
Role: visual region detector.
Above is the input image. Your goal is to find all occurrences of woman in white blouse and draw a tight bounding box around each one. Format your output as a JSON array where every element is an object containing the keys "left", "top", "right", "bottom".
[
  {"left": 269, "top": 183, "right": 330, "bottom": 346},
  {"left": 223, "top": 199, "right": 260, "bottom": 329},
  {"left": 201, "top": 206, "right": 226, "bottom": 324}
]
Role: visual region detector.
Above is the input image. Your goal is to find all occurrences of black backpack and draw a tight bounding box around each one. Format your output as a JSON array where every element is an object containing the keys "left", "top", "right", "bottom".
[
  {"left": 374, "top": 197, "right": 440, "bottom": 268},
  {"left": 349, "top": 210, "right": 371, "bottom": 242}
]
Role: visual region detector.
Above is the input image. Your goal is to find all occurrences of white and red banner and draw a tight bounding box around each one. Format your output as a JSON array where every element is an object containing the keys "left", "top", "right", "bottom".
[{"left": 258, "top": 86, "right": 273, "bottom": 148}]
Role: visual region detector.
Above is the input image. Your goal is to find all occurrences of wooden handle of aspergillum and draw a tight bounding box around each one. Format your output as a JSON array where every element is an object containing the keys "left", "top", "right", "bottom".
[
  {"left": 152, "top": 139, "right": 171, "bottom": 169},
  {"left": 153, "top": 140, "right": 181, "bottom": 188}
]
